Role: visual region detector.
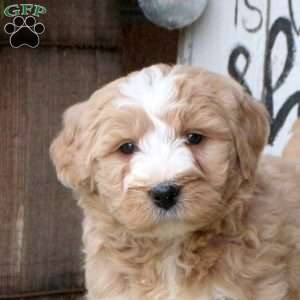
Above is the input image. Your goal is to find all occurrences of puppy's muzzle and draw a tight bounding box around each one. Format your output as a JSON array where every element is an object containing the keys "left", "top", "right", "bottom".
[{"left": 149, "top": 182, "right": 181, "bottom": 210}]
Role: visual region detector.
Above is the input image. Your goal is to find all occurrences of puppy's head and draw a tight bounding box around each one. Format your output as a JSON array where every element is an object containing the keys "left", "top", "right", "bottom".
[{"left": 50, "top": 65, "right": 269, "bottom": 236}]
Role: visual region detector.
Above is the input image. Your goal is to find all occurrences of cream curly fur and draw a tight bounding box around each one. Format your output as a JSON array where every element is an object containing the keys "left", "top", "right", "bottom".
[{"left": 50, "top": 65, "right": 300, "bottom": 300}]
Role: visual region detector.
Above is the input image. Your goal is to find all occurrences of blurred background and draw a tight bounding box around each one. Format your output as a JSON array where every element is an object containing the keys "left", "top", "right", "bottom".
[{"left": 1, "top": 0, "right": 299, "bottom": 299}]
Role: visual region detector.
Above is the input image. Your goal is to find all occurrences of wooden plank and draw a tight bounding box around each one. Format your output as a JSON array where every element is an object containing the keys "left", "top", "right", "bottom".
[
  {"left": 121, "top": 6, "right": 178, "bottom": 73},
  {"left": 0, "top": 47, "right": 121, "bottom": 295},
  {"left": 178, "top": 0, "right": 300, "bottom": 156},
  {"left": 0, "top": 0, "right": 120, "bottom": 48},
  {"left": 0, "top": 290, "right": 85, "bottom": 300}
]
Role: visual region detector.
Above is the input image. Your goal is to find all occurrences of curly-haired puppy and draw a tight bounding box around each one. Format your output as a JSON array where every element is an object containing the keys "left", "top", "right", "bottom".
[{"left": 50, "top": 65, "right": 300, "bottom": 300}]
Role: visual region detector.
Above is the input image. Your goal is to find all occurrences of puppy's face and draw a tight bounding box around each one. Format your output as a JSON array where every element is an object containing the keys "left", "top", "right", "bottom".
[{"left": 50, "top": 65, "right": 269, "bottom": 236}]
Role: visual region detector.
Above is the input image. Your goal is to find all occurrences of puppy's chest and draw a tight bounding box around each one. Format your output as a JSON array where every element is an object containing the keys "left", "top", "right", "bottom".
[{"left": 136, "top": 253, "right": 229, "bottom": 300}]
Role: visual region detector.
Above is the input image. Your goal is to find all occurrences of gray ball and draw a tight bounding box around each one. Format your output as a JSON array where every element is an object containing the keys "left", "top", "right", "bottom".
[{"left": 138, "top": 0, "right": 208, "bottom": 30}]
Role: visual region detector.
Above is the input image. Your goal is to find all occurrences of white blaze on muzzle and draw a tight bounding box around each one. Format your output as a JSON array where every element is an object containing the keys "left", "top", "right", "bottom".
[{"left": 124, "top": 118, "right": 196, "bottom": 190}]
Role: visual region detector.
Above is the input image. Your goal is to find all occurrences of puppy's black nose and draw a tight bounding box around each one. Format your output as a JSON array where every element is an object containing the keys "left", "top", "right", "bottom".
[{"left": 149, "top": 183, "right": 181, "bottom": 210}]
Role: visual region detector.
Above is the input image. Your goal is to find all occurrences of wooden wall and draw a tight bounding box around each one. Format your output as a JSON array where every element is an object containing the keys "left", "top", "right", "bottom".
[{"left": 0, "top": 1, "right": 178, "bottom": 299}]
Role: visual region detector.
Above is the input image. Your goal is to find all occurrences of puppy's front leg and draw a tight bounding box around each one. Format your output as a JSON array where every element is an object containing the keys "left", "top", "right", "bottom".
[
  {"left": 85, "top": 254, "right": 131, "bottom": 300},
  {"left": 87, "top": 293, "right": 131, "bottom": 300}
]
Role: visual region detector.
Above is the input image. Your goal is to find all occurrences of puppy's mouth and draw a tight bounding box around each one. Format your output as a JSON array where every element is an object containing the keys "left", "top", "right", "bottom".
[
  {"left": 153, "top": 201, "right": 182, "bottom": 222},
  {"left": 115, "top": 171, "right": 220, "bottom": 235}
]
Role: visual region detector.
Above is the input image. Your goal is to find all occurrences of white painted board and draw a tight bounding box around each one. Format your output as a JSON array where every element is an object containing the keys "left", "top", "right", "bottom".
[{"left": 178, "top": 0, "right": 300, "bottom": 156}]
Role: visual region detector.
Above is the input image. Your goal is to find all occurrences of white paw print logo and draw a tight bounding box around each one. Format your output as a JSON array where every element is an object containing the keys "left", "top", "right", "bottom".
[{"left": 4, "top": 16, "right": 45, "bottom": 48}]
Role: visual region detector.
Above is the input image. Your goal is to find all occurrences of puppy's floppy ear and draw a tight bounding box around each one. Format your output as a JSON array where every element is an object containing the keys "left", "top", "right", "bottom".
[
  {"left": 50, "top": 80, "right": 123, "bottom": 190},
  {"left": 231, "top": 90, "right": 270, "bottom": 180},
  {"left": 50, "top": 101, "right": 91, "bottom": 190}
]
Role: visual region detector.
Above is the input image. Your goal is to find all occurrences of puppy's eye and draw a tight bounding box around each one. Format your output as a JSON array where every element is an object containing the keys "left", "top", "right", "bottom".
[
  {"left": 186, "top": 133, "right": 204, "bottom": 145},
  {"left": 119, "top": 142, "right": 136, "bottom": 155}
]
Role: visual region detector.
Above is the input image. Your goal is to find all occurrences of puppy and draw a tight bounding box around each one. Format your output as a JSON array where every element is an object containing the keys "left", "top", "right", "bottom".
[{"left": 50, "top": 65, "right": 300, "bottom": 300}]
